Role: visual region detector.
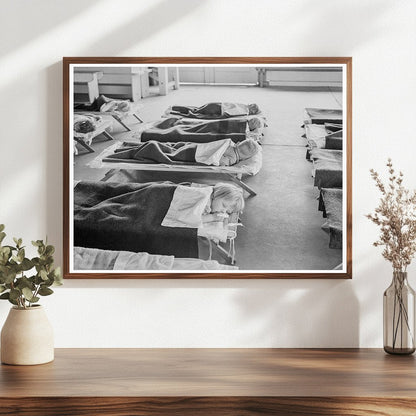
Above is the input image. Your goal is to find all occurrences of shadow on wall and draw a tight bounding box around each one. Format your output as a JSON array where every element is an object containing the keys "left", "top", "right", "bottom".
[
  {"left": 45, "top": 0, "right": 205, "bottom": 263},
  {"left": 290, "top": 0, "right": 395, "bottom": 52},
  {"left": 232, "top": 280, "right": 359, "bottom": 347},
  {"left": 1, "top": 0, "right": 102, "bottom": 56},
  {"left": 59, "top": 277, "right": 359, "bottom": 348},
  {"left": 79, "top": 0, "right": 206, "bottom": 56},
  {"left": 46, "top": 62, "right": 64, "bottom": 262}
]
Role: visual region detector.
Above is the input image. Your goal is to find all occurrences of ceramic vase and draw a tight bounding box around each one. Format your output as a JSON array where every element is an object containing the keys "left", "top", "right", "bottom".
[{"left": 1, "top": 305, "right": 54, "bottom": 365}]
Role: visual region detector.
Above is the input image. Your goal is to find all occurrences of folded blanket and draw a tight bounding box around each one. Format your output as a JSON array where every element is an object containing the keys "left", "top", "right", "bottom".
[
  {"left": 318, "top": 188, "right": 343, "bottom": 249},
  {"left": 74, "top": 181, "right": 198, "bottom": 258}
]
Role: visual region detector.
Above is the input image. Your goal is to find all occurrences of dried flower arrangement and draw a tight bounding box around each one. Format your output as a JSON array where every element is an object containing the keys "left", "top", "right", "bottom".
[
  {"left": 367, "top": 159, "right": 416, "bottom": 354},
  {"left": 366, "top": 159, "right": 416, "bottom": 272}
]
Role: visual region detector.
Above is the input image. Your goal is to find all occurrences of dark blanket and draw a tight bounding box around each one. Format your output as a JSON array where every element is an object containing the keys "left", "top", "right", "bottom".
[
  {"left": 168, "top": 103, "right": 251, "bottom": 119},
  {"left": 325, "top": 133, "right": 343, "bottom": 150},
  {"left": 105, "top": 141, "right": 199, "bottom": 165},
  {"left": 74, "top": 181, "right": 198, "bottom": 258},
  {"left": 153, "top": 118, "right": 248, "bottom": 133},
  {"left": 141, "top": 118, "right": 247, "bottom": 143},
  {"left": 310, "top": 149, "right": 343, "bottom": 188},
  {"left": 324, "top": 125, "right": 343, "bottom": 150},
  {"left": 324, "top": 123, "right": 343, "bottom": 133},
  {"left": 318, "top": 188, "right": 343, "bottom": 249}
]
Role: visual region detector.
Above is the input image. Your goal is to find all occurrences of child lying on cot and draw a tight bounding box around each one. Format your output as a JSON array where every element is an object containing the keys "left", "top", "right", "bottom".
[
  {"left": 136, "top": 117, "right": 261, "bottom": 144},
  {"left": 75, "top": 180, "right": 243, "bottom": 257},
  {"left": 166, "top": 102, "right": 260, "bottom": 119},
  {"left": 106, "top": 138, "right": 260, "bottom": 167},
  {"left": 162, "top": 182, "right": 244, "bottom": 233},
  {"left": 207, "top": 182, "right": 245, "bottom": 214},
  {"left": 73, "top": 114, "right": 102, "bottom": 134},
  {"left": 75, "top": 95, "right": 131, "bottom": 113},
  {"left": 141, "top": 117, "right": 263, "bottom": 134}
]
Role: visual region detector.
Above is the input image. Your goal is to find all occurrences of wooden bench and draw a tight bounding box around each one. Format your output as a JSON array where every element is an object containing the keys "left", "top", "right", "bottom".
[
  {"left": 256, "top": 67, "right": 343, "bottom": 88},
  {"left": 74, "top": 67, "right": 180, "bottom": 102},
  {"left": 73, "top": 71, "right": 103, "bottom": 103}
]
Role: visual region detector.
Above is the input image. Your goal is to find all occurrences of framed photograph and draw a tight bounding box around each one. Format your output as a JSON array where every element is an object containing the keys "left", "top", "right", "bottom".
[{"left": 63, "top": 57, "right": 352, "bottom": 279}]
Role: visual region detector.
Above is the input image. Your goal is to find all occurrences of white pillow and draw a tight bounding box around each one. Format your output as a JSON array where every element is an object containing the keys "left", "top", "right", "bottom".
[{"left": 161, "top": 185, "right": 212, "bottom": 228}]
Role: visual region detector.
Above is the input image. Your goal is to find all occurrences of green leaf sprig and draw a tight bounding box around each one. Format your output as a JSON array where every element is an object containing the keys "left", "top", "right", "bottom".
[{"left": 0, "top": 224, "right": 62, "bottom": 308}]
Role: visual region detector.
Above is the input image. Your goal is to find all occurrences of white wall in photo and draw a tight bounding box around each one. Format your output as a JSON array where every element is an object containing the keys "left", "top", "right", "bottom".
[{"left": 0, "top": 0, "right": 415, "bottom": 347}]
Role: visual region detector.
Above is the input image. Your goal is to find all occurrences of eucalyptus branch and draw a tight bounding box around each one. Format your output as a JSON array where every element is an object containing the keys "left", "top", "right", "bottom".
[{"left": 0, "top": 225, "right": 62, "bottom": 309}]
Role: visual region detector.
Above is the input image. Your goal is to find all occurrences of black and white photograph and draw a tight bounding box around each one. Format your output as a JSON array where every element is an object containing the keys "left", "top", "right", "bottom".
[{"left": 64, "top": 58, "right": 352, "bottom": 278}]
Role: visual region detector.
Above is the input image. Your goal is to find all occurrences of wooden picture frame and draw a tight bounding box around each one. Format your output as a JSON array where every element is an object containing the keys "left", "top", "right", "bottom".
[{"left": 63, "top": 57, "right": 352, "bottom": 279}]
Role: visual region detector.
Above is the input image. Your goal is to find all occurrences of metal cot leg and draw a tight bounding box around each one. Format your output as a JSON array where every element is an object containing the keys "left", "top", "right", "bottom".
[
  {"left": 112, "top": 115, "right": 131, "bottom": 131},
  {"left": 225, "top": 173, "right": 257, "bottom": 197}
]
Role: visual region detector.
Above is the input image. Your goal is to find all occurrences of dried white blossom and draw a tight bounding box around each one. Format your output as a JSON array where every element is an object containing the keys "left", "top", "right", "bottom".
[{"left": 367, "top": 159, "right": 416, "bottom": 272}]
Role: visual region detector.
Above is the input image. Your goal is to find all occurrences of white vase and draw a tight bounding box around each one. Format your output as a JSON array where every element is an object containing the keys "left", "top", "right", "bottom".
[{"left": 1, "top": 305, "right": 54, "bottom": 365}]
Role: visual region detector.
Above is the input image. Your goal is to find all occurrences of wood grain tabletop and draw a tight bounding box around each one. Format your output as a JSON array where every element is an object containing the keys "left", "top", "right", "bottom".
[{"left": 1, "top": 348, "right": 415, "bottom": 415}]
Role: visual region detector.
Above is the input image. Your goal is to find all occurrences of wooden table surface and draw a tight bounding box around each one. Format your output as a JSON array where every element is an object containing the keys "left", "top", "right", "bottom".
[{"left": 1, "top": 348, "right": 415, "bottom": 415}]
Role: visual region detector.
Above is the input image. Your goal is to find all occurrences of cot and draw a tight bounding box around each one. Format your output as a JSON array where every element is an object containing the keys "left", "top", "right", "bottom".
[
  {"left": 318, "top": 188, "right": 343, "bottom": 249},
  {"left": 256, "top": 66, "right": 343, "bottom": 88},
  {"left": 303, "top": 108, "right": 343, "bottom": 125},
  {"left": 309, "top": 148, "right": 343, "bottom": 189},
  {"left": 163, "top": 107, "right": 266, "bottom": 133},
  {"left": 89, "top": 141, "right": 262, "bottom": 197},
  {"left": 304, "top": 123, "right": 343, "bottom": 159},
  {"left": 152, "top": 116, "right": 266, "bottom": 143},
  {"left": 73, "top": 117, "right": 114, "bottom": 154},
  {"left": 163, "top": 103, "right": 261, "bottom": 119},
  {"left": 138, "top": 118, "right": 263, "bottom": 144},
  {"left": 73, "top": 181, "right": 242, "bottom": 265},
  {"left": 73, "top": 247, "right": 238, "bottom": 271},
  {"left": 75, "top": 102, "right": 143, "bottom": 132}
]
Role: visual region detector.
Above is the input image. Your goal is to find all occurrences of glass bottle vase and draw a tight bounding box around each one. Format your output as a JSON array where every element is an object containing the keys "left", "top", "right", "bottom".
[{"left": 383, "top": 271, "right": 415, "bottom": 355}]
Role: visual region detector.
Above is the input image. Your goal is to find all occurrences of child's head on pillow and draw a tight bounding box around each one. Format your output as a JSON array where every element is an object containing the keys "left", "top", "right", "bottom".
[
  {"left": 73, "top": 115, "right": 99, "bottom": 134},
  {"left": 211, "top": 183, "right": 244, "bottom": 214},
  {"left": 248, "top": 103, "right": 260, "bottom": 115},
  {"left": 248, "top": 117, "right": 262, "bottom": 131},
  {"left": 235, "top": 139, "right": 260, "bottom": 162},
  {"left": 116, "top": 101, "right": 130, "bottom": 112},
  {"left": 219, "top": 139, "right": 259, "bottom": 166}
]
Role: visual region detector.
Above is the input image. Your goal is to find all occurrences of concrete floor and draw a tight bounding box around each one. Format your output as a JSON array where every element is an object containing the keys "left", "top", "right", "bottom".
[{"left": 74, "top": 85, "right": 343, "bottom": 270}]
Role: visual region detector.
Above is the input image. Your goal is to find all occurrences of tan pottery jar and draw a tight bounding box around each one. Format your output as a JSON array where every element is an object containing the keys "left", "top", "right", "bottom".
[{"left": 1, "top": 305, "right": 54, "bottom": 365}]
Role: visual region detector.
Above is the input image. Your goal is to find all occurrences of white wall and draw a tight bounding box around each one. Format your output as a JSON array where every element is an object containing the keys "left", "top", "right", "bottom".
[{"left": 0, "top": 0, "right": 415, "bottom": 347}]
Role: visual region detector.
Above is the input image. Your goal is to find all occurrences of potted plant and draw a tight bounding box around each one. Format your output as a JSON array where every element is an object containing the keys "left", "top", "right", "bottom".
[
  {"left": 367, "top": 159, "right": 416, "bottom": 354},
  {"left": 0, "top": 224, "right": 62, "bottom": 365}
]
